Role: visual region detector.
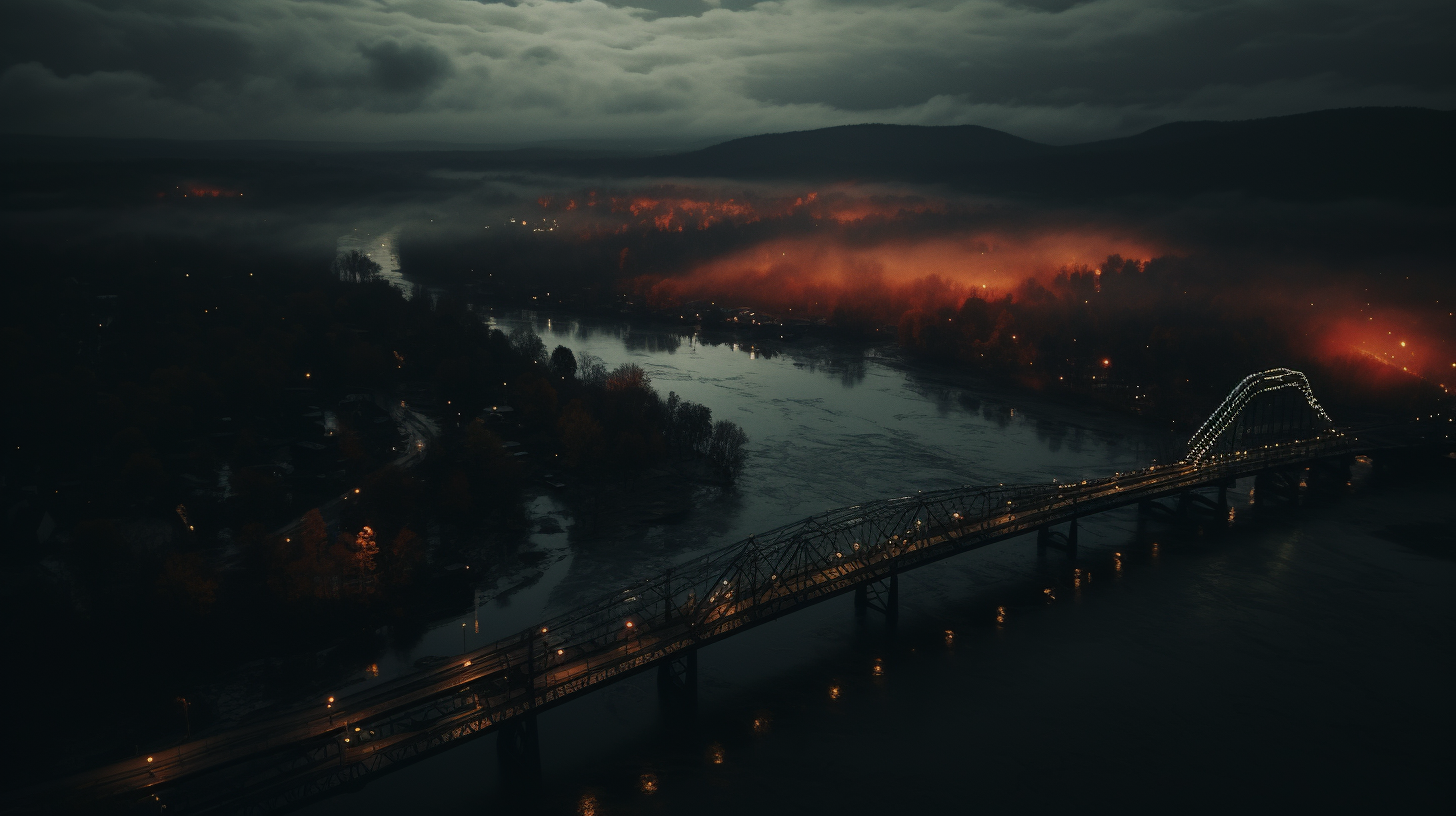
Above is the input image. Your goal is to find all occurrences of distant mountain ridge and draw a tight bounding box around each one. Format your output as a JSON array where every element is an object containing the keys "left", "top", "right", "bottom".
[
  {"left": 647, "top": 123, "right": 1049, "bottom": 178},
  {"left": 630, "top": 107, "right": 1455, "bottom": 201},
  {"left": 2, "top": 107, "right": 1451, "bottom": 204}
]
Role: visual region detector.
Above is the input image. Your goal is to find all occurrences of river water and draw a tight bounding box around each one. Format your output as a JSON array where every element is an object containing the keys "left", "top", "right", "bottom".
[{"left": 305, "top": 310, "right": 1454, "bottom": 815}]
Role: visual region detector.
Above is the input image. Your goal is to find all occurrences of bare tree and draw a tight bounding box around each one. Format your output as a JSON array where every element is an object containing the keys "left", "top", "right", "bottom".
[
  {"left": 707, "top": 420, "right": 749, "bottom": 482},
  {"left": 677, "top": 401, "right": 713, "bottom": 455},
  {"left": 577, "top": 353, "right": 608, "bottom": 386},
  {"left": 332, "top": 250, "right": 382, "bottom": 284}
]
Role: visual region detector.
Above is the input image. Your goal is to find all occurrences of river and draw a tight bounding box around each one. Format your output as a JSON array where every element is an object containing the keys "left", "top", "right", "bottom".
[{"left": 304, "top": 309, "right": 1455, "bottom": 815}]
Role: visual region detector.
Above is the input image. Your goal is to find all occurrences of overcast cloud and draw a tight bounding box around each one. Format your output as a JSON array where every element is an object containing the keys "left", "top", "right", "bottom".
[{"left": 2, "top": 0, "right": 1452, "bottom": 144}]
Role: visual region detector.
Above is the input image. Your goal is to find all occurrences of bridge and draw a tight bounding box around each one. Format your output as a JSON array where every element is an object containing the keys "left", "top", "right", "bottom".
[{"left": 30, "top": 370, "right": 1444, "bottom": 814}]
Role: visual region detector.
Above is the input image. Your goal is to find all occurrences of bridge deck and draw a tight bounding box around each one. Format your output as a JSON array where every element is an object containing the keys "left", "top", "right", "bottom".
[{"left": 28, "top": 431, "right": 1423, "bottom": 814}]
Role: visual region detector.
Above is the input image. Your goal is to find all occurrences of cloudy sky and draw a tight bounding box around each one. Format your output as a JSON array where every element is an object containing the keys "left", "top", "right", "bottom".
[{"left": 3, "top": 0, "right": 1453, "bottom": 145}]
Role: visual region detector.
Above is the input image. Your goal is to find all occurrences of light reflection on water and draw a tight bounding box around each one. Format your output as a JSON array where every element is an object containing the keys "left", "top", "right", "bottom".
[
  {"left": 299, "top": 306, "right": 1456, "bottom": 816},
  {"left": 336, "top": 228, "right": 409, "bottom": 294},
  {"left": 486, "top": 309, "right": 1162, "bottom": 545}
]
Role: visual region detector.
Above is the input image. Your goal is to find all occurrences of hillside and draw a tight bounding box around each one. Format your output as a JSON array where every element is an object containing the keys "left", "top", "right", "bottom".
[
  {"left": 3, "top": 107, "right": 1451, "bottom": 204},
  {"left": 631, "top": 107, "right": 1456, "bottom": 201}
]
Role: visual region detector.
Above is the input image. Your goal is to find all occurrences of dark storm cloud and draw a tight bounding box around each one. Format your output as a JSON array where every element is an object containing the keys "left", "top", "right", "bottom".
[
  {"left": 744, "top": 0, "right": 1456, "bottom": 112},
  {"left": 362, "top": 40, "right": 455, "bottom": 94},
  {"left": 1, "top": 0, "right": 1452, "bottom": 144}
]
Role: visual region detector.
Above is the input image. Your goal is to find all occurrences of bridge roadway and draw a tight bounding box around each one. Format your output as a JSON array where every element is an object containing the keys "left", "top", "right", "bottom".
[{"left": 32, "top": 432, "right": 1393, "bottom": 814}]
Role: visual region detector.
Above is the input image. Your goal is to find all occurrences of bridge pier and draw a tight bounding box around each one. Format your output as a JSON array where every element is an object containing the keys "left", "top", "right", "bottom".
[
  {"left": 1036, "top": 518, "right": 1078, "bottom": 557},
  {"left": 657, "top": 648, "right": 698, "bottom": 710},
  {"left": 855, "top": 573, "right": 898, "bottom": 624},
  {"left": 1180, "top": 486, "right": 1233, "bottom": 526},
  {"left": 1304, "top": 456, "right": 1353, "bottom": 499},
  {"left": 1138, "top": 498, "right": 1180, "bottom": 521},
  {"left": 496, "top": 713, "right": 541, "bottom": 788},
  {"left": 1138, "top": 480, "right": 1236, "bottom": 530},
  {"left": 1253, "top": 470, "right": 1301, "bottom": 508}
]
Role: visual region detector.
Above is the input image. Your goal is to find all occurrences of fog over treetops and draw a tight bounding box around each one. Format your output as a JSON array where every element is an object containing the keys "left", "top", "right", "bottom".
[{"left": 3, "top": 108, "right": 1452, "bottom": 408}]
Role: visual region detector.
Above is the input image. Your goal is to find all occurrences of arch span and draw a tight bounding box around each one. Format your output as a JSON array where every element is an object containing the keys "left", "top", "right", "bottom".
[{"left": 1186, "top": 368, "right": 1333, "bottom": 463}]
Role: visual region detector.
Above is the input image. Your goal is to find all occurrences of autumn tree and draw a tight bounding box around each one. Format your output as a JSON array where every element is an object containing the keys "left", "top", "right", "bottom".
[
  {"left": 156, "top": 552, "right": 218, "bottom": 615},
  {"left": 557, "top": 399, "right": 604, "bottom": 467},
  {"left": 387, "top": 527, "right": 423, "bottom": 586},
  {"left": 354, "top": 525, "right": 378, "bottom": 577},
  {"left": 605, "top": 362, "right": 650, "bottom": 392}
]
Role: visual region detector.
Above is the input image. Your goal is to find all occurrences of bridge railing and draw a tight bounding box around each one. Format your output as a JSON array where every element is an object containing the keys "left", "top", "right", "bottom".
[{"left": 484, "top": 434, "right": 1358, "bottom": 696}]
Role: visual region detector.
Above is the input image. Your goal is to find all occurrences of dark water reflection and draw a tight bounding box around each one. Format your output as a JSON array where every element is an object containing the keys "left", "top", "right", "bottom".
[{"left": 303, "top": 311, "right": 1453, "bottom": 816}]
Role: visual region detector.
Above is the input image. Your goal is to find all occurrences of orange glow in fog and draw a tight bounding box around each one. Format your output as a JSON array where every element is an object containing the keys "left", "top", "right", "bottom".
[
  {"left": 540, "top": 186, "right": 946, "bottom": 234},
  {"left": 1318, "top": 311, "right": 1452, "bottom": 382},
  {"left": 635, "top": 230, "right": 1160, "bottom": 319}
]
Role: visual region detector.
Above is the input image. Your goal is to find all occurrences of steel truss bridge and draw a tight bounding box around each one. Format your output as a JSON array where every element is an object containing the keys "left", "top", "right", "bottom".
[{"left": 32, "top": 370, "right": 1442, "bottom": 814}]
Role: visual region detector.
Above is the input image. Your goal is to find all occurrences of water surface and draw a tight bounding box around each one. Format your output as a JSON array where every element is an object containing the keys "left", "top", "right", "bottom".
[{"left": 304, "top": 310, "right": 1453, "bottom": 815}]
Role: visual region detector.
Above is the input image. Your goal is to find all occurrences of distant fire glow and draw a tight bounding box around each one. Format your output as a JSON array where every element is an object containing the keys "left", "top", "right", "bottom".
[
  {"left": 479, "top": 180, "right": 1454, "bottom": 389},
  {"left": 634, "top": 230, "right": 1161, "bottom": 322},
  {"left": 537, "top": 185, "right": 943, "bottom": 235},
  {"left": 160, "top": 184, "right": 242, "bottom": 199}
]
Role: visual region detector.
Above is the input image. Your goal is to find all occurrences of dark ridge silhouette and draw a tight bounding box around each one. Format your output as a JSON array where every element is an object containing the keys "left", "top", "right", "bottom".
[
  {"left": 1, "top": 107, "right": 1451, "bottom": 204},
  {"left": 629, "top": 107, "right": 1456, "bottom": 201},
  {"left": 641, "top": 123, "right": 1049, "bottom": 179}
]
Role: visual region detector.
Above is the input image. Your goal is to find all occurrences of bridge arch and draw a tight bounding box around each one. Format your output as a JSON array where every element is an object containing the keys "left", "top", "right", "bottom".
[{"left": 1185, "top": 368, "right": 1334, "bottom": 462}]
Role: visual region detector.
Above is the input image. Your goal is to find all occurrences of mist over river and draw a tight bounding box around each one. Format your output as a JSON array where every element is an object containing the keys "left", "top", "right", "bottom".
[{"left": 304, "top": 310, "right": 1455, "bottom": 816}]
